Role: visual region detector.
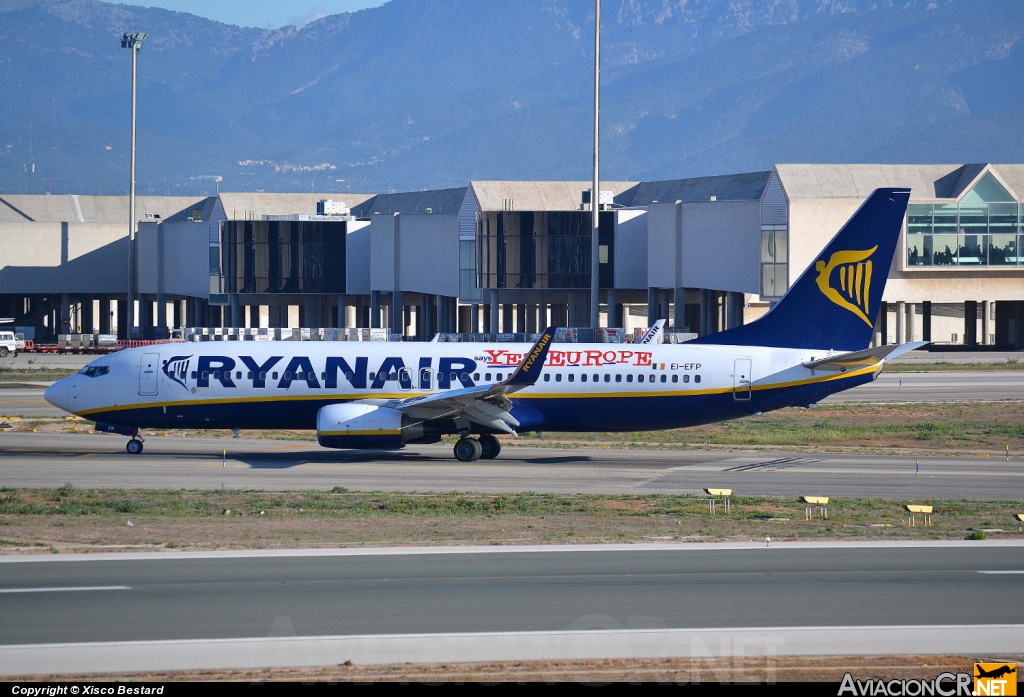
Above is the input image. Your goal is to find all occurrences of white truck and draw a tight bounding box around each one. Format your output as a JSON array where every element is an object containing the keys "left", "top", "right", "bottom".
[{"left": 0, "top": 331, "right": 16, "bottom": 358}]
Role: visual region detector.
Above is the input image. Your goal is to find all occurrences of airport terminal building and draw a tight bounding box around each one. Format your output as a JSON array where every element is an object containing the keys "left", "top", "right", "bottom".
[{"left": 1, "top": 163, "right": 1021, "bottom": 348}]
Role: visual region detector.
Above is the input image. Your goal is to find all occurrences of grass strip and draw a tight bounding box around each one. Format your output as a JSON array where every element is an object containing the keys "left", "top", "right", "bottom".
[
  {"left": 0, "top": 367, "right": 77, "bottom": 381},
  {"left": 1, "top": 488, "right": 1021, "bottom": 549}
]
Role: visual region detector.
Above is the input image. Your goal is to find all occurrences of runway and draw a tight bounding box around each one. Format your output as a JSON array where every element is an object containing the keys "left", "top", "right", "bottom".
[
  {"left": 0, "top": 542, "right": 1021, "bottom": 673},
  {"left": 0, "top": 387, "right": 59, "bottom": 418},
  {"left": 0, "top": 432, "right": 1021, "bottom": 498}
]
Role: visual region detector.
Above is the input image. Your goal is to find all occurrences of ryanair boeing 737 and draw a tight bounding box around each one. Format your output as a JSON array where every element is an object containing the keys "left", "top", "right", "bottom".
[{"left": 44, "top": 188, "right": 923, "bottom": 462}]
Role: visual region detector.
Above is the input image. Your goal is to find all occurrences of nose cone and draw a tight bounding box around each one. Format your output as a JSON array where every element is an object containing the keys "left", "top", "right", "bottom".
[{"left": 44, "top": 379, "right": 71, "bottom": 414}]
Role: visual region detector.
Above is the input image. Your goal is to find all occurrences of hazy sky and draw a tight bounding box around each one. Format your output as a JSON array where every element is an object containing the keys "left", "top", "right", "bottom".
[{"left": 118, "top": 1, "right": 388, "bottom": 29}]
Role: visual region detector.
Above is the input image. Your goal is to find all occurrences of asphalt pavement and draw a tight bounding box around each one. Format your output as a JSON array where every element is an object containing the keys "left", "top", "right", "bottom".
[
  {"left": 0, "top": 542, "right": 1021, "bottom": 673},
  {"left": 0, "top": 432, "right": 1021, "bottom": 498},
  {"left": 822, "top": 370, "right": 1024, "bottom": 403}
]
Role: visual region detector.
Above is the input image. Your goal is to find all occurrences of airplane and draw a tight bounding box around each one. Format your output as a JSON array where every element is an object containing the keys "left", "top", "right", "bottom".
[
  {"left": 44, "top": 188, "right": 922, "bottom": 462},
  {"left": 976, "top": 665, "right": 1016, "bottom": 680}
]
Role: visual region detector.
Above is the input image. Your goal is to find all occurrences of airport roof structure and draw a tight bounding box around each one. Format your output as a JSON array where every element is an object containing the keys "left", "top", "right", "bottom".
[
  {"left": 469, "top": 181, "right": 640, "bottom": 212},
  {"left": 0, "top": 194, "right": 207, "bottom": 225},
  {"left": 773, "top": 164, "right": 1024, "bottom": 201},
  {"left": 349, "top": 188, "right": 468, "bottom": 217},
  {"left": 218, "top": 192, "right": 377, "bottom": 220},
  {"left": 623, "top": 171, "right": 772, "bottom": 206}
]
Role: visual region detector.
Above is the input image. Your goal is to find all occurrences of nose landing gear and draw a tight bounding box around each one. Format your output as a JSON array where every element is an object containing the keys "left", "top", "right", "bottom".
[{"left": 126, "top": 438, "right": 144, "bottom": 455}]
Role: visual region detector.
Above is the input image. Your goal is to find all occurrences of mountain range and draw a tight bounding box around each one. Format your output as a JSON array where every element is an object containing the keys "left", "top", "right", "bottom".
[{"left": 0, "top": 0, "right": 1022, "bottom": 195}]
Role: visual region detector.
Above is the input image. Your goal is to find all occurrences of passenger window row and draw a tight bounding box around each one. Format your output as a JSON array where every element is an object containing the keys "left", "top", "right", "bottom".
[
  {"left": 183, "top": 368, "right": 700, "bottom": 387},
  {"left": 541, "top": 372, "right": 700, "bottom": 384}
]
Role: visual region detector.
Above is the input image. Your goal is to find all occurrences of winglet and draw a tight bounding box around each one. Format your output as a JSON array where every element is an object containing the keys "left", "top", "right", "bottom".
[
  {"left": 505, "top": 326, "right": 556, "bottom": 387},
  {"left": 639, "top": 319, "right": 666, "bottom": 344}
]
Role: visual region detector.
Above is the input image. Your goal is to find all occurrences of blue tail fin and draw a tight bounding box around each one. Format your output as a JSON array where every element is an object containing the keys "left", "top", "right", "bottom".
[{"left": 692, "top": 188, "right": 910, "bottom": 351}]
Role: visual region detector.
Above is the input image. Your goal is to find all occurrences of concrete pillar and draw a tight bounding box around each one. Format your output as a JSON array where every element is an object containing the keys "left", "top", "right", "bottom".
[
  {"left": 391, "top": 291, "right": 404, "bottom": 336},
  {"left": 117, "top": 297, "right": 128, "bottom": 339},
  {"left": 672, "top": 288, "right": 685, "bottom": 329},
  {"left": 59, "top": 293, "right": 70, "bottom": 335},
  {"left": 699, "top": 289, "right": 710, "bottom": 336},
  {"left": 569, "top": 293, "right": 590, "bottom": 328},
  {"left": 524, "top": 303, "right": 537, "bottom": 333},
  {"left": 99, "top": 298, "right": 111, "bottom": 334},
  {"left": 434, "top": 295, "right": 444, "bottom": 336},
  {"left": 727, "top": 292, "right": 744, "bottom": 329},
  {"left": 516, "top": 304, "right": 527, "bottom": 334},
  {"left": 605, "top": 289, "right": 616, "bottom": 327},
  {"left": 551, "top": 303, "right": 568, "bottom": 327},
  {"left": 922, "top": 301, "right": 932, "bottom": 342},
  {"left": 489, "top": 289, "right": 499, "bottom": 334},
  {"left": 982, "top": 300, "right": 991, "bottom": 345},
  {"left": 906, "top": 303, "right": 916, "bottom": 343},
  {"left": 306, "top": 296, "right": 322, "bottom": 329},
  {"left": 895, "top": 301, "right": 905, "bottom": 344},
  {"left": 337, "top": 295, "right": 347, "bottom": 328},
  {"left": 370, "top": 291, "right": 381, "bottom": 329},
  {"left": 470, "top": 303, "right": 479, "bottom": 333},
  {"left": 501, "top": 303, "right": 513, "bottom": 333},
  {"left": 647, "top": 287, "right": 659, "bottom": 326},
  {"left": 156, "top": 223, "right": 166, "bottom": 333},
  {"left": 229, "top": 294, "right": 240, "bottom": 329},
  {"left": 81, "top": 297, "right": 94, "bottom": 334},
  {"left": 964, "top": 300, "right": 977, "bottom": 346}
]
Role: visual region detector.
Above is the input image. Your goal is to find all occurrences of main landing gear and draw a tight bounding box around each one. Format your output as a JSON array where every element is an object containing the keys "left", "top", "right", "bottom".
[
  {"left": 125, "top": 431, "right": 145, "bottom": 455},
  {"left": 453, "top": 435, "right": 502, "bottom": 462}
]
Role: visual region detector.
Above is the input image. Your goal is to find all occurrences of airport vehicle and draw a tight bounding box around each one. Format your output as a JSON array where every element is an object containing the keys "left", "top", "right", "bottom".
[
  {"left": 45, "top": 189, "right": 921, "bottom": 461},
  {"left": 0, "top": 331, "right": 17, "bottom": 358}
]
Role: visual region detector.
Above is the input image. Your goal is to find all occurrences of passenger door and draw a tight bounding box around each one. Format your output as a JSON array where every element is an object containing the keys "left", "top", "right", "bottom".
[
  {"left": 139, "top": 353, "right": 160, "bottom": 396},
  {"left": 733, "top": 358, "right": 752, "bottom": 401}
]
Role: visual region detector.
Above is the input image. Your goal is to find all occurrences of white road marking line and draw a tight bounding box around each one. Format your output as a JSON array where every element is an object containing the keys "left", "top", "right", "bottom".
[
  {"left": 978, "top": 570, "right": 1024, "bottom": 574},
  {"left": 0, "top": 586, "right": 129, "bottom": 594}
]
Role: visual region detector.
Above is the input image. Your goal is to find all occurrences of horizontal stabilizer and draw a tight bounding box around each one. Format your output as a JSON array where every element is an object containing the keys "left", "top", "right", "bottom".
[{"left": 804, "top": 341, "right": 929, "bottom": 372}]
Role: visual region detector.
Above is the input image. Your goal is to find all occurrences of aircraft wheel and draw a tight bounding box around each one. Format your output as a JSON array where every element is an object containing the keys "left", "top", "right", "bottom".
[
  {"left": 454, "top": 438, "right": 482, "bottom": 462},
  {"left": 478, "top": 435, "right": 501, "bottom": 459},
  {"left": 126, "top": 439, "right": 144, "bottom": 455}
]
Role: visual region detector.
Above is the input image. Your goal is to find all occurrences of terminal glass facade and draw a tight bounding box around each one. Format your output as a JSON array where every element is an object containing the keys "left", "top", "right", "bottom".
[
  {"left": 220, "top": 220, "right": 346, "bottom": 294},
  {"left": 907, "top": 174, "right": 1021, "bottom": 267},
  {"left": 476, "top": 211, "right": 614, "bottom": 289},
  {"left": 760, "top": 229, "right": 788, "bottom": 297}
]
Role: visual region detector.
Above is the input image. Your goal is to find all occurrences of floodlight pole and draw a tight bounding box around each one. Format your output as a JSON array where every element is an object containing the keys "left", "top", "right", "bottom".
[
  {"left": 122, "top": 32, "right": 146, "bottom": 335},
  {"left": 589, "top": 0, "right": 601, "bottom": 329}
]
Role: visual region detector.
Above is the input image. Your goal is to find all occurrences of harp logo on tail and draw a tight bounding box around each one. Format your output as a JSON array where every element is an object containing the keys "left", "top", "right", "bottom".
[{"left": 814, "top": 246, "right": 877, "bottom": 327}]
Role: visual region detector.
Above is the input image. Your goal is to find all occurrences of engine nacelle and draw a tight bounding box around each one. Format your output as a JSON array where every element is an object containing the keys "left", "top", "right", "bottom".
[{"left": 317, "top": 403, "right": 423, "bottom": 450}]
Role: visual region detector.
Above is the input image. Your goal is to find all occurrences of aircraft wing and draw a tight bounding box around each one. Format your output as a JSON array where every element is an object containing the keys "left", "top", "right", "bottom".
[
  {"left": 387, "top": 326, "right": 556, "bottom": 435},
  {"left": 803, "top": 341, "right": 929, "bottom": 372}
]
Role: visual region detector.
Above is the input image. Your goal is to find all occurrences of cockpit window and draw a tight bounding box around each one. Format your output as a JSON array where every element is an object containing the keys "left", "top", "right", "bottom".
[{"left": 79, "top": 366, "right": 110, "bottom": 378}]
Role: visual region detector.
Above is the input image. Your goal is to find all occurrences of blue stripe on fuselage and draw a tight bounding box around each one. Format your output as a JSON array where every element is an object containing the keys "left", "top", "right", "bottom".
[{"left": 82, "top": 370, "right": 874, "bottom": 433}]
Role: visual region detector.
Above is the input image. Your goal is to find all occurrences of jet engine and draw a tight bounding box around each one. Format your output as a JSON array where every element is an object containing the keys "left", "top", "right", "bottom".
[{"left": 317, "top": 402, "right": 431, "bottom": 450}]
